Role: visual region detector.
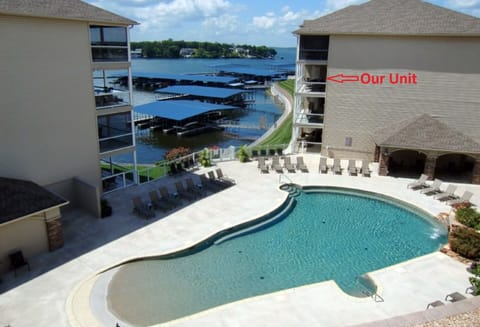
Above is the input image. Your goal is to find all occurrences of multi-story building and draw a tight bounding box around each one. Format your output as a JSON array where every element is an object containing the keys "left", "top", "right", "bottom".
[
  {"left": 0, "top": 0, "right": 137, "bottom": 271},
  {"left": 293, "top": 0, "right": 480, "bottom": 183}
]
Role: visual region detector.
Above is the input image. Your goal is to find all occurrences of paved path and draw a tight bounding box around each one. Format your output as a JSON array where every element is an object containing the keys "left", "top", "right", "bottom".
[{"left": 1, "top": 155, "right": 480, "bottom": 327}]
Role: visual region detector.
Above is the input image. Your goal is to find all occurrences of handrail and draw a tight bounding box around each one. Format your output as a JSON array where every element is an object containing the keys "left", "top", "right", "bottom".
[
  {"left": 279, "top": 174, "right": 294, "bottom": 185},
  {"left": 361, "top": 289, "right": 384, "bottom": 303}
]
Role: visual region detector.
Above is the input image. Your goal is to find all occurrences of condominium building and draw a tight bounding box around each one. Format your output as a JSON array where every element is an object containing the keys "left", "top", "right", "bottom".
[
  {"left": 293, "top": 0, "right": 480, "bottom": 183},
  {"left": 0, "top": 0, "right": 137, "bottom": 272}
]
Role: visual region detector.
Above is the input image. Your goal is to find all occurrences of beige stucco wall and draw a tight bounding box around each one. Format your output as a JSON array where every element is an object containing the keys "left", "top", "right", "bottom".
[
  {"left": 0, "top": 213, "right": 52, "bottom": 274},
  {"left": 0, "top": 15, "right": 101, "bottom": 210},
  {"left": 322, "top": 35, "right": 480, "bottom": 160}
]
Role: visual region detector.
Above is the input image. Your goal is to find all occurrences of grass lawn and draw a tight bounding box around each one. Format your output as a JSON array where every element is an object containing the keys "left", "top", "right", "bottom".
[{"left": 257, "top": 79, "right": 294, "bottom": 147}]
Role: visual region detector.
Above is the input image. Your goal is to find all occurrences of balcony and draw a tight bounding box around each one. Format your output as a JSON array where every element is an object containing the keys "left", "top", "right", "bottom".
[
  {"left": 297, "top": 83, "right": 326, "bottom": 96},
  {"left": 99, "top": 135, "right": 134, "bottom": 153},
  {"left": 295, "top": 111, "right": 324, "bottom": 128},
  {"left": 95, "top": 89, "right": 130, "bottom": 109},
  {"left": 90, "top": 26, "right": 128, "bottom": 63},
  {"left": 98, "top": 112, "right": 133, "bottom": 153},
  {"left": 299, "top": 49, "right": 328, "bottom": 61}
]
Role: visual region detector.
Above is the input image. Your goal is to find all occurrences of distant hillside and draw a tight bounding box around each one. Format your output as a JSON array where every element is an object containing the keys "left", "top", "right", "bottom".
[{"left": 130, "top": 39, "right": 277, "bottom": 59}]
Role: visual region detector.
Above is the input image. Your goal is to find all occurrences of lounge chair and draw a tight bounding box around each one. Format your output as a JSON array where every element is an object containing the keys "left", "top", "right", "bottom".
[
  {"left": 420, "top": 179, "right": 442, "bottom": 195},
  {"left": 271, "top": 156, "right": 283, "bottom": 173},
  {"left": 149, "top": 190, "right": 173, "bottom": 212},
  {"left": 186, "top": 177, "right": 205, "bottom": 197},
  {"left": 332, "top": 158, "right": 342, "bottom": 175},
  {"left": 283, "top": 156, "right": 296, "bottom": 173},
  {"left": 319, "top": 157, "right": 328, "bottom": 174},
  {"left": 445, "top": 292, "right": 466, "bottom": 303},
  {"left": 296, "top": 156, "right": 309, "bottom": 172},
  {"left": 174, "top": 181, "right": 197, "bottom": 201},
  {"left": 159, "top": 186, "right": 182, "bottom": 207},
  {"left": 348, "top": 159, "right": 358, "bottom": 176},
  {"left": 9, "top": 250, "right": 30, "bottom": 277},
  {"left": 208, "top": 171, "right": 230, "bottom": 189},
  {"left": 447, "top": 190, "right": 474, "bottom": 206},
  {"left": 361, "top": 160, "right": 371, "bottom": 177},
  {"left": 407, "top": 174, "right": 428, "bottom": 189},
  {"left": 132, "top": 196, "right": 155, "bottom": 219},
  {"left": 215, "top": 168, "right": 235, "bottom": 185},
  {"left": 257, "top": 157, "right": 269, "bottom": 173},
  {"left": 426, "top": 300, "right": 444, "bottom": 309},
  {"left": 200, "top": 174, "right": 223, "bottom": 192},
  {"left": 434, "top": 184, "right": 458, "bottom": 201}
]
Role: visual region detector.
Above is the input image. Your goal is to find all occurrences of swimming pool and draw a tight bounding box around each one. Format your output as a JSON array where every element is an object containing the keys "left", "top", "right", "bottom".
[{"left": 103, "top": 186, "right": 447, "bottom": 326}]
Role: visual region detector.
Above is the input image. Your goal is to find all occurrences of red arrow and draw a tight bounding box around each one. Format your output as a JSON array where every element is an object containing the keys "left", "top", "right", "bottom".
[{"left": 327, "top": 74, "right": 360, "bottom": 83}]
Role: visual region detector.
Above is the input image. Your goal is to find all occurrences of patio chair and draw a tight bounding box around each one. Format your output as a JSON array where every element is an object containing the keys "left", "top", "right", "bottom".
[
  {"left": 420, "top": 179, "right": 442, "bottom": 195},
  {"left": 407, "top": 174, "right": 428, "bottom": 189},
  {"left": 132, "top": 196, "right": 155, "bottom": 219},
  {"left": 159, "top": 186, "right": 182, "bottom": 207},
  {"left": 215, "top": 168, "right": 235, "bottom": 185},
  {"left": 149, "top": 190, "right": 173, "bottom": 212},
  {"left": 445, "top": 292, "right": 466, "bottom": 303},
  {"left": 361, "top": 160, "right": 371, "bottom": 177},
  {"left": 186, "top": 177, "right": 205, "bottom": 197},
  {"left": 434, "top": 184, "right": 458, "bottom": 201},
  {"left": 9, "top": 250, "right": 30, "bottom": 277},
  {"left": 283, "top": 156, "right": 296, "bottom": 173},
  {"left": 348, "top": 159, "right": 358, "bottom": 176},
  {"left": 174, "top": 181, "right": 197, "bottom": 201},
  {"left": 208, "top": 171, "right": 230, "bottom": 189},
  {"left": 200, "top": 173, "right": 223, "bottom": 192},
  {"left": 257, "top": 157, "right": 269, "bottom": 173},
  {"left": 319, "top": 157, "right": 328, "bottom": 174},
  {"left": 447, "top": 190, "right": 474, "bottom": 206},
  {"left": 426, "top": 300, "right": 444, "bottom": 309},
  {"left": 333, "top": 158, "right": 342, "bottom": 175},
  {"left": 296, "top": 156, "right": 309, "bottom": 172},
  {"left": 271, "top": 156, "right": 283, "bottom": 173}
]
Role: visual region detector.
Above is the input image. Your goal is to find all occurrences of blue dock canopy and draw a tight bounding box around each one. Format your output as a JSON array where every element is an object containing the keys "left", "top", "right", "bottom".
[
  {"left": 132, "top": 72, "right": 238, "bottom": 85},
  {"left": 154, "top": 85, "right": 245, "bottom": 99},
  {"left": 135, "top": 100, "right": 239, "bottom": 121}
]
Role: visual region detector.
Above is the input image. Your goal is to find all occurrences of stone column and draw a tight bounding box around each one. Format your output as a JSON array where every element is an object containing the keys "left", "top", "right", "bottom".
[
  {"left": 378, "top": 152, "right": 389, "bottom": 176},
  {"left": 472, "top": 159, "right": 480, "bottom": 184},
  {"left": 423, "top": 153, "right": 437, "bottom": 180},
  {"left": 45, "top": 217, "right": 64, "bottom": 251}
]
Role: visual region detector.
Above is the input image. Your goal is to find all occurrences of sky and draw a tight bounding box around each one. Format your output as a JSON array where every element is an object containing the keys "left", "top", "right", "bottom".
[{"left": 84, "top": 0, "right": 480, "bottom": 47}]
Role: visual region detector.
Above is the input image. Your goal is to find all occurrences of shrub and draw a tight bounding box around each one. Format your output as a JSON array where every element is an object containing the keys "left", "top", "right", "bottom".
[
  {"left": 236, "top": 145, "right": 250, "bottom": 163},
  {"left": 449, "top": 226, "right": 480, "bottom": 259},
  {"left": 469, "top": 264, "right": 480, "bottom": 295},
  {"left": 456, "top": 208, "right": 480, "bottom": 230},
  {"left": 199, "top": 148, "right": 211, "bottom": 167},
  {"left": 164, "top": 146, "right": 190, "bottom": 161}
]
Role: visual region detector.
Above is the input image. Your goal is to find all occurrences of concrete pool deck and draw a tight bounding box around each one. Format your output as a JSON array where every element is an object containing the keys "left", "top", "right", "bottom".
[{"left": 1, "top": 154, "right": 480, "bottom": 327}]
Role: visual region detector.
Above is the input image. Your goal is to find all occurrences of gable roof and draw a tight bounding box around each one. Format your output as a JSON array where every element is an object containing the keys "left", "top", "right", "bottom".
[
  {"left": 0, "top": 0, "right": 137, "bottom": 25},
  {"left": 374, "top": 114, "right": 480, "bottom": 153},
  {"left": 0, "top": 177, "right": 68, "bottom": 224},
  {"left": 295, "top": 0, "right": 480, "bottom": 36}
]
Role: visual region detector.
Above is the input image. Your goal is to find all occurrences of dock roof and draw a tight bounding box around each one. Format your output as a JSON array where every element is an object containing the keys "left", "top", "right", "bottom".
[
  {"left": 218, "top": 67, "right": 284, "bottom": 78},
  {"left": 132, "top": 72, "right": 238, "bottom": 85},
  {"left": 154, "top": 85, "right": 244, "bottom": 99},
  {"left": 0, "top": 177, "right": 68, "bottom": 224},
  {"left": 295, "top": 0, "right": 480, "bottom": 36},
  {"left": 0, "top": 0, "right": 137, "bottom": 25},
  {"left": 134, "top": 100, "right": 238, "bottom": 121}
]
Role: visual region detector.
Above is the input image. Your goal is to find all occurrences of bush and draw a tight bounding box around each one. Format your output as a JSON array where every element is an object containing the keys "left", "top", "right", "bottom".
[
  {"left": 449, "top": 226, "right": 480, "bottom": 259},
  {"left": 236, "top": 145, "right": 250, "bottom": 163},
  {"left": 199, "top": 148, "right": 211, "bottom": 167},
  {"left": 456, "top": 208, "right": 480, "bottom": 230}
]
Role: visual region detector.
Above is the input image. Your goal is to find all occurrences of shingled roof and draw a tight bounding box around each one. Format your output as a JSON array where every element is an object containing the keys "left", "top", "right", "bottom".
[
  {"left": 295, "top": 0, "right": 480, "bottom": 36},
  {"left": 0, "top": 177, "right": 68, "bottom": 225},
  {"left": 374, "top": 114, "right": 480, "bottom": 154},
  {"left": 0, "top": 0, "right": 137, "bottom": 25}
]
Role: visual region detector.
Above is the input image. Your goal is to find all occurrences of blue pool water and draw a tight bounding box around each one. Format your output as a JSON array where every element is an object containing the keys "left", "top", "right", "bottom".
[{"left": 106, "top": 187, "right": 447, "bottom": 326}]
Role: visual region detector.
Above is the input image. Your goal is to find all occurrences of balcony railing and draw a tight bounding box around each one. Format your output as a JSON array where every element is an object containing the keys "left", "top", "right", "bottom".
[
  {"left": 295, "top": 111, "right": 324, "bottom": 125},
  {"left": 297, "top": 83, "right": 326, "bottom": 95},
  {"left": 99, "top": 134, "right": 133, "bottom": 153},
  {"left": 95, "top": 90, "right": 130, "bottom": 109},
  {"left": 91, "top": 46, "right": 128, "bottom": 62},
  {"left": 299, "top": 49, "right": 328, "bottom": 61}
]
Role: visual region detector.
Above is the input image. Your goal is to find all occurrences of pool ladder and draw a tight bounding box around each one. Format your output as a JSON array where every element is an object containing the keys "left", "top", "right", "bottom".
[{"left": 361, "top": 289, "right": 384, "bottom": 303}]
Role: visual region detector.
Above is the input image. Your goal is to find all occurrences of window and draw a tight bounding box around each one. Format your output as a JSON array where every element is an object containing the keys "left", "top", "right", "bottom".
[
  {"left": 90, "top": 26, "right": 128, "bottom": 62},
  {"left": 93, "top": 69, "right": 130, "bottom": 109},
  {"left": 345, "top": 137, "right": 353, "bottom": 147},
  {"left": 98, "top": 113, "right": 133, "bottom": 153}
]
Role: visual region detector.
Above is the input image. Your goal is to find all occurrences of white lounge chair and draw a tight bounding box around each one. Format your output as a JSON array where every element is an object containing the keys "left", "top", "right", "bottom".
[
  {"left": 447, "top": 191, "right": 473, "bottom": 206},
  {"left": 434, "top": 184, "right": 458, "bottom": 201},
  {"left": 333, "top": 158, "right": 342, "bottom": 175},
  {"left": 348, "top": 159, "right": 357, "bottom": 176},
  {"left": 420, "top": 179, "right": 442, "bottom": 195},
  {"left": 407, "top": 174, "right": 428, "bottom": 189},
  {"left": 296, "top": 156, "right": 309, "bottom": 172},
  {"left": 361, "top": 160, "right": 371, "bottom": 177},
  {"left": 319, "top": 157, "right": 328, "bottom": 174}
]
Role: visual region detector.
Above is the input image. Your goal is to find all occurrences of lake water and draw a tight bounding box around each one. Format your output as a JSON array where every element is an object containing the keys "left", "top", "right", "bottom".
[{"left": 125, "top": 47, "right": 296, "bottom": 164}]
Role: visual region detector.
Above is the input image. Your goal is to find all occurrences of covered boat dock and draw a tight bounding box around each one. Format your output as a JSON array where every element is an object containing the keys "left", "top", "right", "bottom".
[{"left": 129, "top": 72, "right": 240, "bottom": 90}]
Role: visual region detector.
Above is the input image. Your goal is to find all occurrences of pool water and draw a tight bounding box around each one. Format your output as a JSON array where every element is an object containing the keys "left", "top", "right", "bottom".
[{"left": 106, "top": 187, "right": 447, "bottom": 326}]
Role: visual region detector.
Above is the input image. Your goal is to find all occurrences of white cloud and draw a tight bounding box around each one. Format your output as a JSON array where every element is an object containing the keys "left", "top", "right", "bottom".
[
  {"left": 445, "top": 0, "right": 480, "bottom": 8},
  {"left": 323, "top": 0, "right": 367, "bottom": 13}
]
